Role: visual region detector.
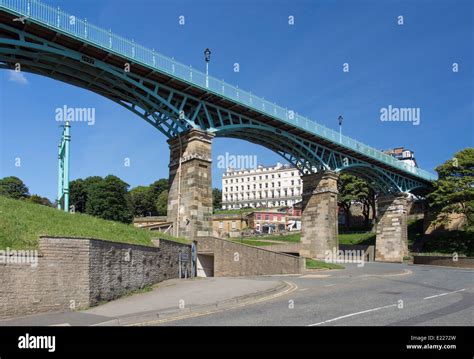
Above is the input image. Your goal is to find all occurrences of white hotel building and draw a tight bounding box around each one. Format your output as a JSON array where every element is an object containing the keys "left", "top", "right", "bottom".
[{"left": 221, "top": 163, "right": 302, "bottom": 209}]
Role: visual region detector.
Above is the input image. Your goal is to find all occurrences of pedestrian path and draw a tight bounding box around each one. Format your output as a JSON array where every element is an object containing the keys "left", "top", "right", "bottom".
[{"left": 0, "top": 277, "right": 286, "bottom": 326}]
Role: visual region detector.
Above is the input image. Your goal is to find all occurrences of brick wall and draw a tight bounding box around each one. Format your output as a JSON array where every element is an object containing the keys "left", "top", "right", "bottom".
[{"left": 0, "top": 237, "right": 190, "bottom": 319}]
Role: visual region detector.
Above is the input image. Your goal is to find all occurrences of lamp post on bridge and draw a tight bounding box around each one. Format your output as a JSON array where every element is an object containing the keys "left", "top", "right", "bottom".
[
  {"left": 204, "top": 48, "right": 211, "bottom": 88},
  {"left": 338, "top": 115, "right": 343, "bottom": 143}
]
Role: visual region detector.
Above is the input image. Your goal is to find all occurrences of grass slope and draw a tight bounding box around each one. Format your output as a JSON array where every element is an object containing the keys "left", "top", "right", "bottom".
[
  {"left": 242, "top": 232, "right": 375, "bottom": 246},
  {"left": 0, "top": 196, "right": 188, "bottom": 250}
]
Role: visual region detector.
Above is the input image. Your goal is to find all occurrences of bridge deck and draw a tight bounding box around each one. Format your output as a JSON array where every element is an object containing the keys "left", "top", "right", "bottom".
[{"left": 0, "top": 1, "right": 435, "bottom": 184}]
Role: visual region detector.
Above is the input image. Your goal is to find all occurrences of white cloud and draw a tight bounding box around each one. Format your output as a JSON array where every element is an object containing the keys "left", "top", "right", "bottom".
[{"left": 8, "top": 70, "right": 28, "bottom": 85}]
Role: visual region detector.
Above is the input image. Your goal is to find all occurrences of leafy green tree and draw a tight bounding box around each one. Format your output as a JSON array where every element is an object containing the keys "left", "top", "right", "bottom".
[
  {"left": 338, "top": 173, "right": 370, "bottom": 230},
  {"left": 130, "top": 186, "right": 156, "bottom": 217},
  {"left": 155, "top": 190, "right": 168, "bottom": 216},
  {"left": 85, "top": 175, "right": 133, "bottom": 223},
  {"left": 150, "top": 179, "right": 169, "bottom": 200},
  {"left": 69, "top": 179, "right": 88, "bottom": 213},
  {"left": 0, "top": 176, "right": 30, "bottom": 199},
  {"left": 428, "top": 148, "right": 474, "bottom": 229},
  {"left": 213, "top": 188, "right": 222, "bottom": 211},
  {"left": 28, "top": 194, "right": 52, "bottom": 207},
  {"left": 362, "top": 187, "right": 378, "bottom": 228}
]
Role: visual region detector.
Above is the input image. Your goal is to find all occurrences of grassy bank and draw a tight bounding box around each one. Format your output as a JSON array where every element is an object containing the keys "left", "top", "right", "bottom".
[
  {"left": 0, "top": 196, "right": 189, "bottom": 249},
  {"left": 241, "top": 231, "right": 376, "bottom": 246},
  {"left": 305, "top": 258, "right": 344, "bottom": 270}
]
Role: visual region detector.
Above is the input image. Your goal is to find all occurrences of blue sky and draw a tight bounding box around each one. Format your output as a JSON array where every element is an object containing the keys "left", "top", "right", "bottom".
[{"left": 1, "top": 0, "right": 473, "bottom": 201}]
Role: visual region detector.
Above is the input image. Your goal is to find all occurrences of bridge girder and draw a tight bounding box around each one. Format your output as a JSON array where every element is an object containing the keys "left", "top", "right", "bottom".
[{"left": 0, "top": 21, "right": 429, "bottom": 195}]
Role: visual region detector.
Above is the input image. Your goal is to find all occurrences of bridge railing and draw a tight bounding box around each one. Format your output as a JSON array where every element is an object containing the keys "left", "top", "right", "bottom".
[{"left": 0, "top": 0, "right": 436, "bottom": 181}]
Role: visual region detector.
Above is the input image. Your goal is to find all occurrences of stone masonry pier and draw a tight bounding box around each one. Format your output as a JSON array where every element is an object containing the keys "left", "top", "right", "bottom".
[
  {"left": 167, "top": 129, "right": 214, "bottom": 239},
  {"left": 375, "top": 194, "right": 408, "bottom": 262},
  {"left": 299, "top": 171, "right": 339, "bottom": 260}
]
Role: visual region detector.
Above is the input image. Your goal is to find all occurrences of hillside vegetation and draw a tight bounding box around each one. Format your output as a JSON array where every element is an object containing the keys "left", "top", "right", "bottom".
[{"left": 0, "top": 196, "right": 188, "bottom": 250}]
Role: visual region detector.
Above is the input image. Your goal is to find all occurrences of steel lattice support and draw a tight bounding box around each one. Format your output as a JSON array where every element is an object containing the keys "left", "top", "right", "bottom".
[
  {"left": 57, "top": 122, "right": 70, "bottom": 212},
  {"left": 0, "top": 21, "right": 429, "bottom": 195}
]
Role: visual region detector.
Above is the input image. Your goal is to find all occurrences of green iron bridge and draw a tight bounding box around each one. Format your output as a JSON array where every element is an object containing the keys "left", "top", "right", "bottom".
[{"left": 0, "top": 0, "right": 435, "bottom": 195}]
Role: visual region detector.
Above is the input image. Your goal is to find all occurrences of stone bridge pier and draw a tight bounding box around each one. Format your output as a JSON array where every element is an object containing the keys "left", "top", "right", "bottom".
[
  {"left": 375, "top": 194, "right": 408, "bottom": 262},
  {"left": 167, "top": 129, "right": 214, "bottom": 239},
  {"left": 299, "top": 171, "right": 339, "bottom": 260}
]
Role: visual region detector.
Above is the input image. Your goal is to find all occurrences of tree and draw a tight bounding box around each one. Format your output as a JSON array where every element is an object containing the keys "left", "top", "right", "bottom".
[
  {"left": 28, "top": 194, "right": 52, "bottom": 207},
  {"left": 69, "top": 179, "right": 88, "bottom": 213},
  {"left": 213, "top": 188, "right": 222, "bottom": 211},
  {"left": 361, "top": 187, "right": 378, "bottom": 228},
  {"left": 155, "top": 190, "right": 168, "bottom": 216},
  {"left": 85, "top": 175, "right": 134, "bottom": 223},
  {"left": 130, "top": 186, "right": 156, "bottom": 217},
  {"left": 0, "top": 176, "right": 30, "bottom": 199},
  {"left": 338, "top": 173, "right": 370, "bottom": 230},
  {"left": 150, "top": 179, "right": 169, "bottom": 200},
  {"left": 428, "top": 148, "right": 474, "bottom": 229}
]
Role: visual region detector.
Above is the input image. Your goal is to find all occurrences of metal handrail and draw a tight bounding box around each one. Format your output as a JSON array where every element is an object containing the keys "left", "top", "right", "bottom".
[{"left": 0, "top": 0, "right": 436, "bottom": 181}]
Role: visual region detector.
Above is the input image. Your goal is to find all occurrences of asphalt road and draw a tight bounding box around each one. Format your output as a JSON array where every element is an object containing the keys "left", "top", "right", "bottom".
[{"left": 156, "top": 262, "right": 473, "bottom": 326}]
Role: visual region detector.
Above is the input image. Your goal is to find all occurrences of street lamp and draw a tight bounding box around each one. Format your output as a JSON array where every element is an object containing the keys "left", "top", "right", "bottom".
[
  {"left": 338, "top": 115, "right": 343, "bottom": 143},
  {"left": 204, "top": 48, "right": 211, "bottom": 88}
]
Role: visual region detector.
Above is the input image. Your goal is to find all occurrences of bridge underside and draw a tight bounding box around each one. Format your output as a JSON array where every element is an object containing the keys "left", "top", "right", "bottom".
[
  {"left": 0, "top": 11, "right": 429, "bottom": 262},
  {"left": 0, "top": 13, "right": 431, "bottom": 195}
]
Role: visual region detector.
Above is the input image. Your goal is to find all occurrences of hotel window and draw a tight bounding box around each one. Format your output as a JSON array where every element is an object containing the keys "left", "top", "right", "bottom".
[
  {"left": 219, "top": 221, "right": 224, "bottom": 229},
  {"left": 265, "top": 215, "right": 270, "bottom": 220},
  {"left": 257, "top": 214, "right": 261, "bottom": 220},
  {"left": 231, "top": 221, "right": 237, "bottom": 230}
]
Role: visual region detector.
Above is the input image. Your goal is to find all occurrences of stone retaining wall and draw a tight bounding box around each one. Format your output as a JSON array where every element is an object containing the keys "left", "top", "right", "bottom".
[
  {"left": 413, "top": 255, "right": 474, "bottom": 269},
  {"left": 0, "top": 237, "right": 190, "bottom": 319},
  {"left": 196, "top": 237, "right": 304, "bottom": 276}
]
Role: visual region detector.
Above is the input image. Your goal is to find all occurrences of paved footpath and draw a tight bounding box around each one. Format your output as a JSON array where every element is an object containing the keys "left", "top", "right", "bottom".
[{"left": 0, "top": 277, "right": 289, "bottom": 326}]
